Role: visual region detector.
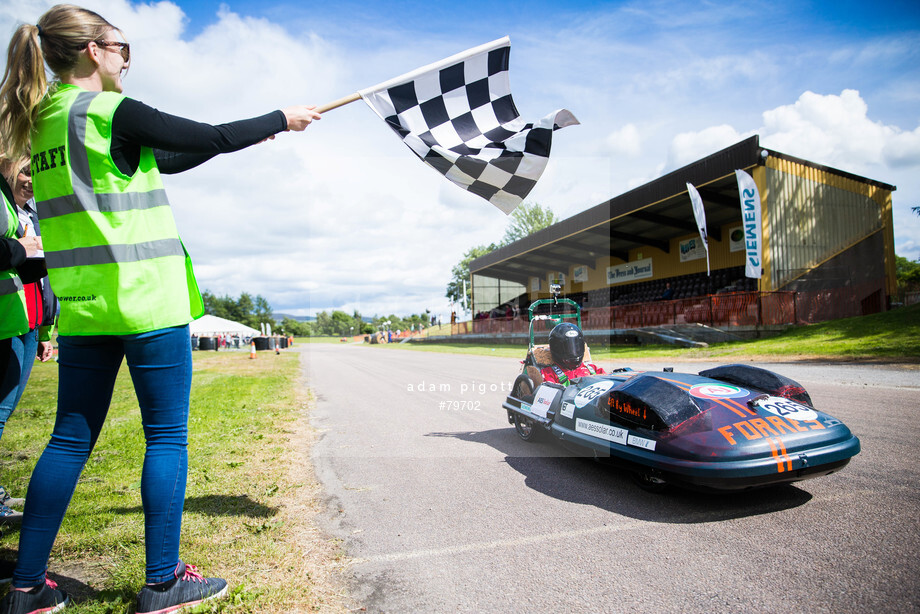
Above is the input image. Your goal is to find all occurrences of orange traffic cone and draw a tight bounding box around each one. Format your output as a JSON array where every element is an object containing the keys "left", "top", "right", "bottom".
[{"left": 249, "top": 341, "right": 257, "bottom": 359}]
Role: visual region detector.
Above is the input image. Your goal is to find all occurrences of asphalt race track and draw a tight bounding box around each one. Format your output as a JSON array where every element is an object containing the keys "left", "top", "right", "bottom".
[{"left": 304, "top": 344, "right": 920, "bottom": 613}]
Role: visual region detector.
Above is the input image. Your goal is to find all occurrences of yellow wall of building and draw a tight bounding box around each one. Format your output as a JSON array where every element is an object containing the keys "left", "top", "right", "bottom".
[
  {"left": 764, "top": 156, "right": 894, "bottom": 292},
  {"left": 520, "top": 156, "right": 895, "bottom": 302}
]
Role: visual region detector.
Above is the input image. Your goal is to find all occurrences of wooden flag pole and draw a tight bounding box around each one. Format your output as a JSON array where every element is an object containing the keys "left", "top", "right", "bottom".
[
  {"left": 316, "top": 92, "right": 361, "bottom": 114},
  {"left": 315, "top": 37, "right": 510, "bottom": 115}
]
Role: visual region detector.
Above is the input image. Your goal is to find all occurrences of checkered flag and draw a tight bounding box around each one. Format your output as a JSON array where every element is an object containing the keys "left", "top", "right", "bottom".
[{"left": 358, "top": 37, "right": 578, "bottom": 214}]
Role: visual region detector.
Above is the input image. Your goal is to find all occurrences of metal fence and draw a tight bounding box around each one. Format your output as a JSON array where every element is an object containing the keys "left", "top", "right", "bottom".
[{"left": 459, "top": 282, "right": 888, "bottom": 336}]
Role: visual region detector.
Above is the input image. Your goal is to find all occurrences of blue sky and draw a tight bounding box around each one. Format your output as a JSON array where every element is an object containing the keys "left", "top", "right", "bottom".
[{"left": 2, "top": 0, "right": 919, "bottom": 318}]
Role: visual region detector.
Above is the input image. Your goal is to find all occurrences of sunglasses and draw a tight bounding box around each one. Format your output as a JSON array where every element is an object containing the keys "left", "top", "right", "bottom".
[{"left": 93, "top": 40, "right": 130, "bottom": 64}]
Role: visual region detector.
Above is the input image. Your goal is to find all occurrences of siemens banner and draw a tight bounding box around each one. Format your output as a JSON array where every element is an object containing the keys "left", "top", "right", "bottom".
[
  {"left": 607, "top": 258, "right": 653, "bottom": 285},
  {"left": 734, "top": 169, "right": 763, "bottom": 279}
]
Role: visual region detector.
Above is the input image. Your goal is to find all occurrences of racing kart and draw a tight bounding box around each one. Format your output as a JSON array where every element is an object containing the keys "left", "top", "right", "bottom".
[{"left": 502, "top": 295, "right": 861, "bottom": 492}]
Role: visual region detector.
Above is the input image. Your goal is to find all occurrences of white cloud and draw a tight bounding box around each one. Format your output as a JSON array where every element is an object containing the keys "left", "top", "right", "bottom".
[
  {"left": 606, "top": 123, "right": 641, "bottom": 157},
  {"left": 828, "top": 34, "right": 920, "bottom": 70},
  {"left": 759, "top": 90, "right": 895, "bottom": 170},
  {"left": 666, "top": 89, "right": 920, "bottom": 174},
  {"left": 4, "top": 0, "right": 920, "bottom": 314},
  {"left": 664, "top": 89, "right": 920, "bottom": 260},
  {"left": 883, "top": 126, "right": 920, "bottom": 169},
  {"left": 666, "top": 124, "right": 745, "bottom": 170}
]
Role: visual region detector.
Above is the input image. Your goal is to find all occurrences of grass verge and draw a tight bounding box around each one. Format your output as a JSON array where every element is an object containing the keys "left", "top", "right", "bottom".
[
  {"left": 380, "top": 304, "right": 920, "bottom": 362},
  {"left": 0, "top": 348, "right": 348, "bottom": 613}
]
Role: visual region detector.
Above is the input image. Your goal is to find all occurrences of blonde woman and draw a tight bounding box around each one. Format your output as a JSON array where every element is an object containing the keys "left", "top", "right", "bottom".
[
  {"left": 0, "top": 4, "right": 320, "bottom": 613},
  {"left": 0, "top": 155, "right": 56, "bottom": 533},
  {"left": 0, "top": 158, "right": 44, "bottom": 535}
]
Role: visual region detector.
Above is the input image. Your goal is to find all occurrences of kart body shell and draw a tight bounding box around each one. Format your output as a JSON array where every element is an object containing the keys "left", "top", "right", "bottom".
[{"left": 503, "top": 297, "right": 860, "bottom": 491}]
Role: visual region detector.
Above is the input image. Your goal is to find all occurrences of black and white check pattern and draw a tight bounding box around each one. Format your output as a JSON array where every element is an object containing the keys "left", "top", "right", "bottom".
[{"left": 360, "top": 39, "right": 577, "bottom": 214}]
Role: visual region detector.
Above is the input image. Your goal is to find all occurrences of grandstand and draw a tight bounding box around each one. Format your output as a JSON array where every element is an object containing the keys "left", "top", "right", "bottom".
[{"left": 466, "top": 135, "right": 896, "bottom": 339}]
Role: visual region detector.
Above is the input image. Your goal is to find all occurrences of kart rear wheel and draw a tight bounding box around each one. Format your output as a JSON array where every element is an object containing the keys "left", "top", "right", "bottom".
[
  {"left": 511, "top": 375, "right": 534, "bottom": 402},
  {"left": 513, "top": 414, "right": 541, "bottom": 442},
  {"left": 511, "top": 376, "right": 540, "bottom": 441},
  {"left": 632, "top": 470, "right": 669, "bottom": 493}
]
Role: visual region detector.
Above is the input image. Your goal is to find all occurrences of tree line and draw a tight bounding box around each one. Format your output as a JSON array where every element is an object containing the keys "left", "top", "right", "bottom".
[
  {"left": 446, "top": 202, "right": 558, "bottom": 311},
  {"left": 202, "top": 291, "right": 432, "bottom": 338},
  {"left": 897, "top": 255, "right": 920, "bottom": 297},
  {"left": 280, "top": 310, "right": 434, "bottom": 338},
  {"left": 201, "top": 291, "right": 274, "bottom": 331}
]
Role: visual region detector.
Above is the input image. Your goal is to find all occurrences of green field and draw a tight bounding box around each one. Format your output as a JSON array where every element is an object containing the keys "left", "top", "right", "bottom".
[
  {"left": 386, "top": 304, "right": 920, "bottom": 362},
  {"left": 0, "top": 349, "right": 345, "bottom": 613}
]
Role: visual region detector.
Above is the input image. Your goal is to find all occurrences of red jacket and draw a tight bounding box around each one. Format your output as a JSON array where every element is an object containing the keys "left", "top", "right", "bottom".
[
  {"left": 23, "top": 281, "right": 43, "bottom": 331},
  {"left": 540, "top": 362, "right": 605, "bottom": 385}
]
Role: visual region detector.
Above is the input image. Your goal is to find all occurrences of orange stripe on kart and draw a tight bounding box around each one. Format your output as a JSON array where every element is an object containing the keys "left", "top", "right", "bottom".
[
  {"left": 727, "top": 397, "right": 757, "bottom": 416},
  {"left": 777, "top": 438, "right": 793, "bottom": 472},
  {"left": 655, "top": 377, "right": 754, "bottom": 418},
  {"left": 767, "top": 438, "right": 784, "bottom": 473},
  {"left": 655, "top": 376, "right": 691, "bottom": 390},
  {"left": 709, "top": 396, "right": 750, "bottom": 419}
]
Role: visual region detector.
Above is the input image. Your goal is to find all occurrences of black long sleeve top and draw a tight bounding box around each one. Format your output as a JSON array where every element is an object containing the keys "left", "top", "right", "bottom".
[
  {"left": 110, "top": 98, "right": 288, "bottom": 176},
  {"left": 5, "top": 100, "right": 286, "bottom": 271}
]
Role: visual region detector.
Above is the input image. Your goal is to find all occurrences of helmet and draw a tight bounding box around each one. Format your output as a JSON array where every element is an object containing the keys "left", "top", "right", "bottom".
[{"left": 548, "top": 322, "right": 585, "bottom": 371}]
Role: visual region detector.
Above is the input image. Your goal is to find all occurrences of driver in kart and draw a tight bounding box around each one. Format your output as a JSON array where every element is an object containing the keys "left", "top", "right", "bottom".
[{"left": 540, "top": 322, "right": 605, "bottom": 386}]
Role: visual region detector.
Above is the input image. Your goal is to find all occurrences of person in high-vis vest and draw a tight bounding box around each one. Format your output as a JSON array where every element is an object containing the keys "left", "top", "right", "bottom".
[
  {"left": 0, "top": 5, "right": 320, "bottom": 613},
  {"left": 0, "top": 156, "right": 56, "bottom": 528},
  {"left": 0, "top": 165, "right": 45, "bottom": 530},
  {"left": 539, "top": 323, "right": 606, "bottom": 386},
  {"left": 4, "top": 159, "right": 57, "bottom": 369}
]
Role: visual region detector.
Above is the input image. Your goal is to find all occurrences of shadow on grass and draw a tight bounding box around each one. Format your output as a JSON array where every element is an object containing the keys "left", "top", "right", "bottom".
[
  {"left": 114, "top": 494, "right": 277, "bottom": 518},
  {"left": 49, "top": 574, "right": 132, "bottom": 607},
  {"left": 0, "top": 546, "right": 131, "bottom": 607},
  {"left": 0, "top": 496, "right": 277, "bottom": 605}
]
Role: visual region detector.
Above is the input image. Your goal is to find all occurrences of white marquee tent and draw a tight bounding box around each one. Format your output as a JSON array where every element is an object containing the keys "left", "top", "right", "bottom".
[{"left": 189, "top": 314, "right": 260, "bottom": 338}]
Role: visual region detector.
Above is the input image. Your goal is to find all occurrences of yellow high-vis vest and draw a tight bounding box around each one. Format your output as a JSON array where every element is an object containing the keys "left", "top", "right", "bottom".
[
  {"left": 31, "top": 84, "right": 203, "bottom": 335},
  {"left": 0, "top": 185, "right": 28, "bottom": 340}
]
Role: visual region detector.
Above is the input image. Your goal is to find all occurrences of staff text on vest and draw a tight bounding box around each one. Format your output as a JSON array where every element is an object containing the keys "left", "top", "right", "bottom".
[{"left": 32, "top": 146, "right": 67, "bottom": 176}]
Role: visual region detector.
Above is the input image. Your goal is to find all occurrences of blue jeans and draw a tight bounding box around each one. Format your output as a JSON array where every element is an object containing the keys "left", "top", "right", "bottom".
[
  {"left": 0, "top": 328, "right": 39, "bottom": 440},
  {"left": 13, "top": 325, "right": 192, "bottom": 587}
]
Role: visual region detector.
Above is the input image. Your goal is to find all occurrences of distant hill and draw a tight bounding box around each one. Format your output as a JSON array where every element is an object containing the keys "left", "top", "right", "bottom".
[
  {"left": 274, "top": 312, "right": 374, "bottom": 323},
  {"left": 274, "top": 313, "right": 316, "bottom": 322}
]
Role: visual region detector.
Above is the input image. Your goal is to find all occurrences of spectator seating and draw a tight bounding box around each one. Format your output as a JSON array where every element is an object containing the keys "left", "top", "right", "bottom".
[{"left": 584, "top": 266, "right": 755, "bottom": 308}]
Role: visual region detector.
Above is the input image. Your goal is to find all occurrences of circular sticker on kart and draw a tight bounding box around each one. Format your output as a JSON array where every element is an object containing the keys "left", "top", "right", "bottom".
[
  {"left": 574, "top": 380, "right": 615, "bottom": 408},
  {"left": 689, "top": 383, "right": 749, "bottom": 399},
  {"left": 756, "top": 396, "right": 818, "bottom": 421}
]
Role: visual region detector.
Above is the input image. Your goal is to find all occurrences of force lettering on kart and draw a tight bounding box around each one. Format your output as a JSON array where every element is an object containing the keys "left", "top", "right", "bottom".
[{"left": 755, "top": 396, "right": 818, "bottom": 421}]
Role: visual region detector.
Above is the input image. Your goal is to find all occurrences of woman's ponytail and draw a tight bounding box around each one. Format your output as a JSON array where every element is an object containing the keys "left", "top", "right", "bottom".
[
  {"left": 0, "top": 24, "right": 47, "bottom": 160},
  {"left": 0, "top": 5, "right": 116, "bottom": 159}
]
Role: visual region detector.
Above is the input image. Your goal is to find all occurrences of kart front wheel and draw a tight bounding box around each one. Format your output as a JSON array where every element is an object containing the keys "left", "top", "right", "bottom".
[
  {"left": 513, "top": 414, "right": 541, "bottom": 442},
  {"left": 511, "top": 375, "right": 534, "bottom": 403}
]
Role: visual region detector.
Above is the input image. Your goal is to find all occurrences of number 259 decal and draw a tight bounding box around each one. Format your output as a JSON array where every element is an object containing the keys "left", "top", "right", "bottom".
[{"left": 755, "top": 396, "right": 818, "bottom": 421}]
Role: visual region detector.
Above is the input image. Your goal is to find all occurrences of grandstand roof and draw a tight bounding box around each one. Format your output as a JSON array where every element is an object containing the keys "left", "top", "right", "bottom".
[{"left": 470, "top": 135, "right": 896, "bottom": 284}]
